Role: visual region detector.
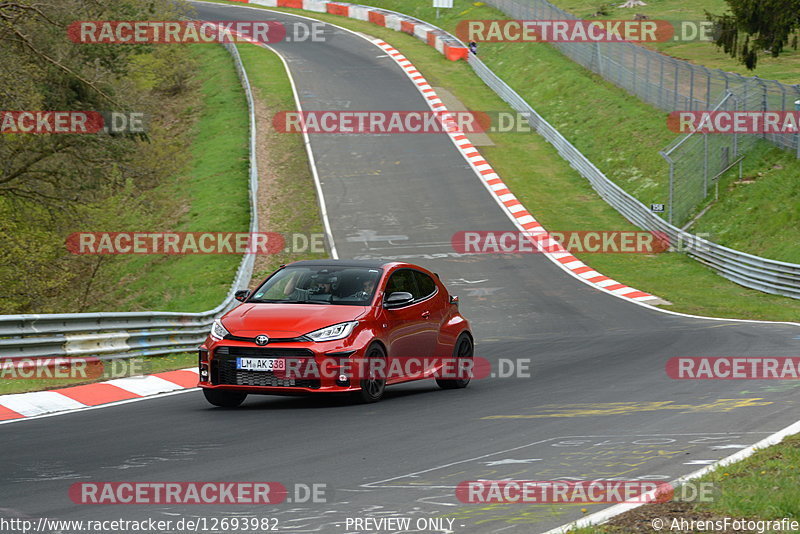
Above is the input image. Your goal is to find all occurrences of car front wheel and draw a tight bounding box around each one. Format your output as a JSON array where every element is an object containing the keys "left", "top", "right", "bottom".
[
  {"left": 203, "top": 388, "right": 247, "bottom": 408},
  {"left": 437, "top": 333, "right": 473, "bottom": 390},
  {"left": 353, "top": 344, "right": 387, "bottom": 403}
]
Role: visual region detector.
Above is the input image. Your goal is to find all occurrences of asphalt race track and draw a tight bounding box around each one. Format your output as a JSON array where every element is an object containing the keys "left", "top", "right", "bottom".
[{"left": 3, "top": 4, "right": 800, "bottom": 533}]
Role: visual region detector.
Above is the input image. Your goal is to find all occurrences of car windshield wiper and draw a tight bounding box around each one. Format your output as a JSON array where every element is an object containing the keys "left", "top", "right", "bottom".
[{"left": 247, "top": 299, "right": 329, "bottom": 304}]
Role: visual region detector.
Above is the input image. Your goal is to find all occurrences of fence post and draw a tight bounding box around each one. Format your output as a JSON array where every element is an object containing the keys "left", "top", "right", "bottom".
[
  {"left": 673, "top": 60, "right": 679, "bottom": 110},
  {"left": 644, "top": 49, "right": 651, "bottom": 103},
  {"left": 703, "top": 133, "right": 709, "bottom": 197},
  {"left": 795, "top": 99, "right": 800, "bottom": 159},
  {"left": 668, "top": 158, "right": 675, "bottom": 225}
]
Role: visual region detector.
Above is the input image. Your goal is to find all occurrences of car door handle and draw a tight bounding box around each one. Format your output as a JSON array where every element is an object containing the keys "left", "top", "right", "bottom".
[{"left": 421, "top": 311, "right": 430, "bottom": 319}]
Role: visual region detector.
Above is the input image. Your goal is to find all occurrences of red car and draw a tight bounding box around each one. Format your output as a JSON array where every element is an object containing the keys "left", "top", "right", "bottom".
[{"left": 199, "top": 260, "right": 473, "bottom": 406}]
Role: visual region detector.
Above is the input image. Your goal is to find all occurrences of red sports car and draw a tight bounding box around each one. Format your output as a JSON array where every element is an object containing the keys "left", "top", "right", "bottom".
[{"left": 198, "top": 260, "right": 473, "bottom": 406}]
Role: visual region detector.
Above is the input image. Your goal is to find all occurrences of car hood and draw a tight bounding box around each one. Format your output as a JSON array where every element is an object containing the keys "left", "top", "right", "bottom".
[{"left": 221, "top": 303, "right": 369, "bottom": 338}]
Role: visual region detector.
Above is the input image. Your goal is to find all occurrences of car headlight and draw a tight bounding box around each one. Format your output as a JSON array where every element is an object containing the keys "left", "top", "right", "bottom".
[
  {"left": 305, "top": 321, "right": 358, "bottom": 342},
  {"left": 210, "top": 319, "right": 230, "bottom": 341}
]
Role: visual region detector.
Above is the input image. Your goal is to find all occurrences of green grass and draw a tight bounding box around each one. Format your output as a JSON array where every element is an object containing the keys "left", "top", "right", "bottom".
[
  {"left": 0, "top": 43, "right": 328, "bottom": 396},
  {"left": 571, "top": 434, "right": 800, "bottom": 533},
  {"left": 203, "top": 0, "right": 800, "bottom": 322},
  {"left": 234, "top": 43, "right": 328, "bottom": 281},
  {"left": 547, "top": 0, "right": 800, "bottom": 83},
  {"left": 88, "top": 44, "right": 250, "bottom": 313},
  {"left": 691, "top": 143, "right": 800, "bottom": 263},
  {"left": 327, "top": 1, "right": 800, "bottom": 265}
]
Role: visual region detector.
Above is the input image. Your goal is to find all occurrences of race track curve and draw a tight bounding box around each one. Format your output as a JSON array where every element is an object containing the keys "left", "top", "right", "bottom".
[{"left": 2, "top": 4, "right": 799, "bottom": 533}]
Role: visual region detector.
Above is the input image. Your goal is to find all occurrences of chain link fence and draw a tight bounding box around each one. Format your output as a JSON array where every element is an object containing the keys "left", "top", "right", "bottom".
[
  {"left": 484, "top": 0, "right": 800, "bottom": 225},
  {"left": 467, "top": 53, "right": 800, "bottom": 298},
  {"left": 660, "top": 92, "right": 750, "bottom": 227}
]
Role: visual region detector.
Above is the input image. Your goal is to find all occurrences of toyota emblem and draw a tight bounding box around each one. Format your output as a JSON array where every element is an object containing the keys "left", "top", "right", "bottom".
[{"left": 255, "top": 334, "right": 270, "bottom": 346}]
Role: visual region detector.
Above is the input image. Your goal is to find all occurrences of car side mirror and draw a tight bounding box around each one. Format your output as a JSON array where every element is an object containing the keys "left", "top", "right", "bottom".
[
  {"left": 235, "top": 289, "right": 251, "bottom": 302},
  {"left": 384, "top": 291, "right": 414, "bottom": 308},
  {"left": 450, "top": 295, "right": 459, "bottom": 306}
]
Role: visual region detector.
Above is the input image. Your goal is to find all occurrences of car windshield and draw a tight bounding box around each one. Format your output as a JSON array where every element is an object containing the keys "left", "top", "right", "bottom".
[{"left": 248, "top": 266, "right": 382, "bottom": 306}]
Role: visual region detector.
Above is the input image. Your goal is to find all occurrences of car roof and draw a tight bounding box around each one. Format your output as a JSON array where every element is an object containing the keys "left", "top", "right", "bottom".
[{"left": 285, "top": 259, "right": 394, "bottom": 269}]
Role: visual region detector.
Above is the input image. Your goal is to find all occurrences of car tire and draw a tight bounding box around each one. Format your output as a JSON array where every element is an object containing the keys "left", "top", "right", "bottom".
[
  {"left": 352, "top": 344, "right": 387, "bottom": 404},
  {"left": 203, "top": 388, "right": 247, "bottom": 408},
  {"left": 437, "top": 333, "right": 473, "bottom": 390}
]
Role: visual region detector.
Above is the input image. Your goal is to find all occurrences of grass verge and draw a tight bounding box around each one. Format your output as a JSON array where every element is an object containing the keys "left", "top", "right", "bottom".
[
  {"left": 571, "top": 433, "right": 800, "bottom": 533},
  {"left": 1, "top": 41, "right": 326, "bottom": 396},
  {"left": 204, "top": 0, "right": 800, "bottom": 321},
  {"left": 350, "top": 0, "right": 800, "bottom": 263},
  {"left": 85, "top": 43, "right": 250, "bottom": 313},
  {"left": 234, "top": 42, "right": 327, "bottom": 280},
  {"left": 545, "top": 0, "right": 800, "bottom": 84}
]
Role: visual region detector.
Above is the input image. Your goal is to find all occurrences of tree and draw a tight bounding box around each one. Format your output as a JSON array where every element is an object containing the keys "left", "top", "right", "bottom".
[
  {"left": 0, "top": 0, "right": 197, "bottom": 313},
  {"left": 707, "top": 0, "right": 800, "bottom": 70}
]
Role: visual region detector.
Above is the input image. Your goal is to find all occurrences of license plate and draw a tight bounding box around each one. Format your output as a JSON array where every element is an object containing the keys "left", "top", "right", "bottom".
[{"left": 236, "top": 357, "right": 285, "bottom": 371}]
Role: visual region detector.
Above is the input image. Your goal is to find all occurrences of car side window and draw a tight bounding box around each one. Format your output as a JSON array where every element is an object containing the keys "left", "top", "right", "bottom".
[
  {"left": 412, "top": 271, "right": 437, "bottom": 299},
  {"left": 384, "top": 270, "right": 417, "bottom": 299}
]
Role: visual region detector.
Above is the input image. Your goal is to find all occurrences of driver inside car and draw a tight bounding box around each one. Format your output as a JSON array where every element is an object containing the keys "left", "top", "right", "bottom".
[{"left": 281, "top": 271, "right": 336, "bottom": 301}]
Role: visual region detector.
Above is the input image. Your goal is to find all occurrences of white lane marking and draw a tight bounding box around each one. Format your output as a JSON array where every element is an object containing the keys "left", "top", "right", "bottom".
[
  {"left": 188, "top": 4, "right": 800, "bottom": 326},
  {"left": 260, "top": 37, "right": 338, "bottom": 259},
  {"left": 482, "top": 458, "right": 542, "bottom": 466},
  {"left": 541, "top": 419, "right": 800, "bottom": 534}
]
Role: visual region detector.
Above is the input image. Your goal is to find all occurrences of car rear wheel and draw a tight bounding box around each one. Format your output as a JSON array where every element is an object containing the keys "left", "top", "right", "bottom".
[
  {"left": 437, "top": 333, "right": 473, "bottom": 390},
  {"left": 203, "top": 388, "right": 247, "bottom": 408},
  {"left": 353, "top": 344, "right": 387, "bottom": 403}
]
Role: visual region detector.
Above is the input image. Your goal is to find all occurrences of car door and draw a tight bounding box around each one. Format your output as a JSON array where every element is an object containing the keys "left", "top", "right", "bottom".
[
  {"left": 411, "top": 270, "right": 446, "bottom": 375},
  {"left": 381, "top": 269, "right": 433, "bottom": 382}
]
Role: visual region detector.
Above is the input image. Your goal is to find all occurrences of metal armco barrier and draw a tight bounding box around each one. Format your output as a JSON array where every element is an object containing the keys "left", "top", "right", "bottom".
[
  {"left": 0, "top": 42, "right": 260, "bottom": 362},
  {"left": 3, "top": 7, "right": 799, "bottom": 368},
  {"left": 484, "top": 0, "right": 800, "bottom": 155},
  {"left": 466, "top": 54, "right": 800, "bottom": 299}
]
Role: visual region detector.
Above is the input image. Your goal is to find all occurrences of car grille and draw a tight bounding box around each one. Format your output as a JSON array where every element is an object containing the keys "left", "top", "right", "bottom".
[
  {"left": 225, "top": 347, "right": 314, "bottom": 358},
  {"left": 211, "top": 347, "right": 319, "bottom": 389}
]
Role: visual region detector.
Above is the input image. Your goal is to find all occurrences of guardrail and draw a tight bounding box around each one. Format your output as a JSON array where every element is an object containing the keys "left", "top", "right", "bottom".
[
  {"left": 3, "top": 7, "right": 799, "bottom": 368},
  {"left": 0, "top": 42, "right": 260, "bottom": 362},
  {"left": 484, "top": 0, "right": 800, "bottom": 156},
  {"left": 467, "top": 54, "right": 800, "bottom": 299},
  {"left": 264, "top": 0, "right": 800, "bottom": 299},
  {"left": 330, "top": 3, "right": 800, "bottom": 299}
]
